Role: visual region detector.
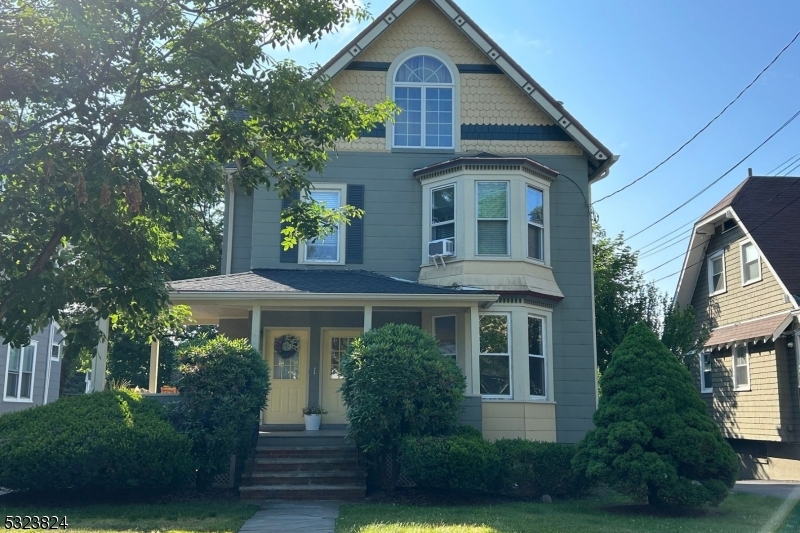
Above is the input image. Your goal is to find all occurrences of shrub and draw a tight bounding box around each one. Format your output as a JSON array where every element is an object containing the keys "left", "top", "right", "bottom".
[
  {"left": 572, "top": 322, "right": 738, "bottom": 509},
  {"left": 400, "top": 431, "right": 500, "bottom": 491},
  {"left": 340, "top": 324, "right": 466, "bottom": 490},
  {"left": 169, "top": 335, "right": 270, "bottom": 489},
  {"left": 496, "top": 439, "right": 589, "bottom": 498},
  {"left": 0, "top": 390, "right": 191, "bottom": 494}
]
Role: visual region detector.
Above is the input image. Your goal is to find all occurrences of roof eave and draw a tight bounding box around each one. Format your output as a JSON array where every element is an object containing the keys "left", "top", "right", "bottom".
[{"left": 169, "top": 290, "right": 499, "bottom": 304}]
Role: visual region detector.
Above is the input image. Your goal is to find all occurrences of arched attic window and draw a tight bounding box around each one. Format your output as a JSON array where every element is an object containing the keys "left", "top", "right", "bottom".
[{"left": 393, "top": 55, "right": 454, "bottom": 148}]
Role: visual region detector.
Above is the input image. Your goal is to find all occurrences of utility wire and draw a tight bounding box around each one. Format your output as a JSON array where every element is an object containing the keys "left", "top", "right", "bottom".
[
  {"left": 767, "top": 151, "right": 800, "bottom": 175},
  {"left": 639, "top": 229, "right": 693, "bottom": 259},
  {"left": 782, "top": 160, "right": 800, "bottom": 176},
  {"left": 644, "top": 179, "right": 800, "bottom": 281},
  {"left": 628, "top": 219, "right": 696, "bottom": 252},
  {"left": 624, "top": 108, "right": 800, "bottom": 242},
  {"left": 593, "top": 29, "right": 800, "bottom": 205}
]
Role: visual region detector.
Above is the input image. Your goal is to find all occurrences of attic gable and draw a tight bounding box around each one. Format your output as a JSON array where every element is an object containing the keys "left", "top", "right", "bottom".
[{"left": 321, "top": 0, "right": 615, "bottom": 178}]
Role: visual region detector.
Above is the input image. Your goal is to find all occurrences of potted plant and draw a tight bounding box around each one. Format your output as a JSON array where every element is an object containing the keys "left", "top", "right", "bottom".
[{"left": 302, "top": 405, "right": 327, "bottom": 431}]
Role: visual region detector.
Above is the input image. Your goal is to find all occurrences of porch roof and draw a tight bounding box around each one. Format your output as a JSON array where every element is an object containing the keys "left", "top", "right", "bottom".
[
  {"left": 169, "top": 269, "right": 498, "bottom": 304},
  {"left": 704, "top": 311, "right": 795, "bottom": 351}
]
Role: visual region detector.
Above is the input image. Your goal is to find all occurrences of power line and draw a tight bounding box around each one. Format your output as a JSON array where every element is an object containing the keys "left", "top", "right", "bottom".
[
  {"left": 767, "top": 151, "right": 800, "bottom": 175},
  {"left": 593, "top": 29, "right": 800, "bottom": 204},
  {"left": 782, "top": 160, "right": 800, "bottom": 176},
  {"left": 624, "top": 108, "right": 800, "bottom": 242},
  {"left": 645, "top": 179, "right": 800, "bottom": 282},
  {"left": 639, "top": 229, "right": 693, "bottom": 259}
]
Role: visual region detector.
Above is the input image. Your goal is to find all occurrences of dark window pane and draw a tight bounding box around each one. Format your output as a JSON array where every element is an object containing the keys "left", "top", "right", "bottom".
[
  {"left": 528, "top": 317, "right": 542, "bottom": 355},
  {"left": 529, "top": 356, "right": 545, "bottom": 397},
  {"left": 480, "top": 355, "right": 510, "bottom": 395},
  {"left": 20, "top": 372, "right": 32, "bottom": 399},
  {"left": 434, "top": 316, "right": 457, "bottom": 356},
  {"left": 477, "top": 220, "right": 508, "bottom": 255},
  {"left": 5, "top": 372, "right": 18, "bottom": 398},
  {"left": 528, "top": 225, "right": 543, "bottom": 260}
]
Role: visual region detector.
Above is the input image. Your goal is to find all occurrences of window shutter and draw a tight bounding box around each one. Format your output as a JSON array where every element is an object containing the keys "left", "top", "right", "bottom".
[
  {"left": 346, "top": 184, "right": 365, "bottom": 264},
  {"left": 279, "top": 191, "right": 300, "bottom": 263}
]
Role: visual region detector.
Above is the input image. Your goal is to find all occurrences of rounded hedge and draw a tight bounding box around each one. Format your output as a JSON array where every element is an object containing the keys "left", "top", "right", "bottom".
[
  {"left": 495, "top": 439, "right": 589, "bottom": 498},
  {"left": 0, "top": 390, "right": 191, "bottom": 493}
]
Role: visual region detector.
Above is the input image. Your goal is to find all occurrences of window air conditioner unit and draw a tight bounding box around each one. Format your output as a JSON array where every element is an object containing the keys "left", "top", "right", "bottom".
[{"left": 428, "top": 238, "right": 455, "bottom": 258}]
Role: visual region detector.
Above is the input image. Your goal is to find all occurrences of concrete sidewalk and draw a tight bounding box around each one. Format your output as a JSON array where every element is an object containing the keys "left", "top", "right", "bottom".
[
  {"left": 733, "top": 481, "right": 800, "bottom": 499},
  {"left": 239, "top": 501, "right": 341, "bottom": 533}
]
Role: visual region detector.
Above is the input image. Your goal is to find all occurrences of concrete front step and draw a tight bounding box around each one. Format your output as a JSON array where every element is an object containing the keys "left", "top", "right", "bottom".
[
  {"left": 240, "top": 484, "right": 366, "bottom": 501},
  {"left": 245, "top": 470, "right": 364, "bottom": 486},
  {"left": 255, "top": 446, "right": 358, "bottom": 459}
]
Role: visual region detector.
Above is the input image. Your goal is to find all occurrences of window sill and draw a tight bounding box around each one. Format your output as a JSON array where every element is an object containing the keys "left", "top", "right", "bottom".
[
  {"left": 2, "top": 397, "right": 33, "bottom": 403},
  {"left": 700, "top": 389, "right": 713, "bottom": 395},
  {"left": 709, "top": 289, "right": 727, "bottom": 297},
  {"left": 742, "top": 277, "right": 763, "bottom": 288},
  {"left": 392, "top": 147, "right": 455, "bottom": 154},
  {"left": 734, "top": 387, "right": 751, "bottom": 393},
  {"left": 481, "top": 396, "right": 513, "bottom": 401}
]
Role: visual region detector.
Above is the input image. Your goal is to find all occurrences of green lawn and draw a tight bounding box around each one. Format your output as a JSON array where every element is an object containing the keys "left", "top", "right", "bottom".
[
  {"left": 336, "top": 493, "right": 800, "bottom": 533},
  {"left": 0, "top": 500, "right": 257, "bottom": 533}
]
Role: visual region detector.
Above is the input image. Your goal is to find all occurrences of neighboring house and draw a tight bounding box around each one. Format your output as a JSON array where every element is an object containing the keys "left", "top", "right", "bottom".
[
  {"left": 0, "top": 321, "right": 64, "bottom": 414},
  {"left": 674, "top": 175, "right": 800, "bottom": 480},
  {"left": 168, "top": 0, "right": 617, "bottom": 444}
]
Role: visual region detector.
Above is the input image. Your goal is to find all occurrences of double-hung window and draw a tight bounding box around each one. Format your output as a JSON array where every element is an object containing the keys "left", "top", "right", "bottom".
[
  {"left": 707, "top": 250, "right": 726, "bottom": 296},
  {"left": 479, "top": 314, "right": 511, "bottom": 397},
  {"left": 431, "top": 185, "right": 455, "bottom": 250},
  {"left": 733, "top": 344, "right": 750, "bottom": 391},
  {"left": 528, "top": 316, "right": 546, "bottom": 398},
  {"left": 526, "top": 186, "right": 544, "bottom": 261},
  {"left": 4, "top": 343, "right": 36, "bottom": 401},
  {"left": 51, "top": 340, "right": 62, "bottom": 361},
  {"left": 700, "top": 352, "right": 713, "bottom": 393},
  {"left": 433, "top": 315, "right": 457, "bottom": 360},
  {"left": 393, "top": 55, "right": 454, "bottom": 148},
  {"left": 304, "top": 190, "right": 341, "bottom": 263},
  {"left": 476, "top": 182, "right": 509, "bottom": 255},
  {"left": 740, "top": 242, "right": 761, "bottom": 285}
]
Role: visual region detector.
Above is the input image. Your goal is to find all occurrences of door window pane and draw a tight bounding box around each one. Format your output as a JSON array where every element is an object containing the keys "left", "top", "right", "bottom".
[
  {"left": 434, "top": 316, "right": 457, "bottom": 359},
  {"left": 305, "top": 191, "right": 340, "bottom": 262},
  {"left": 330, "top": 337, "right": 355, "bottom": 379},
  {"left": 479, "top": 315, "right": 510, "bottom": 396},
  {"left": 273, "top": 335, "right": 300, "bottom": 380}
]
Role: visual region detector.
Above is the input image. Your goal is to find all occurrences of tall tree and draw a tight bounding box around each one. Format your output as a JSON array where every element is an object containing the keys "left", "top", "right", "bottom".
[
  {"left": 0, "top": 0, "right": 396, "bottom": 347},
  {"left": 592, "top": 223, "right": 707, "bottom": 373}
]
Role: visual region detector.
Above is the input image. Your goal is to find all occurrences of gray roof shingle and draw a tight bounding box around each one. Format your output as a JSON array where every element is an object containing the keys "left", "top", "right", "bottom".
[{"left": 169, "top": 269, "right": 485, "bottom": 295}]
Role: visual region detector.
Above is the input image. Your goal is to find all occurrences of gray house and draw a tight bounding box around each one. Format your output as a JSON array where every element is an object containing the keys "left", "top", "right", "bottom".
[
  {"left": 0, "top": 322, "right": 64, "bottom": 415},
  {"left": 675, "top": 175, "right": 800, "bottom": 480},
  {"left": 169, "top": 0, "right": 617, "bottom": 444}
]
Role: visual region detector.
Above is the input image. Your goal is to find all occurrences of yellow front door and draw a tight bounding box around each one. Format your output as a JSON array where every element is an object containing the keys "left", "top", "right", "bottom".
[
  {"left": 320, "top": 329, "right": 361, "bottom": 425},
  {"left": 263, "top": 328, "right": 309, "bottom": 424}
]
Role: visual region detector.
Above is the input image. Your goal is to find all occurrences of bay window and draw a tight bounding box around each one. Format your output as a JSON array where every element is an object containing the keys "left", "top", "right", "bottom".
[
  {"left": 476, "top": 182, "right": 509, "bottom": 256},
  {"left": 479, "top": 314, "right": 511, "bottom": 397},
  {"left": 431, "top": 185, "right": 455, "bottom": 250},
  {"left": 528, "top": 316, "right": 546, "bottom": 398},
  {"left": 4, "top": 343, "right": 36, "bottom": 401},
  {"left": 526, "top": 186, "right": 544, "bottom": 261}
]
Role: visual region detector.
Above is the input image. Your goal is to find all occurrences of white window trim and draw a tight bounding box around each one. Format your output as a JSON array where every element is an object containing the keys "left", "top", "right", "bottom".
[
  {"left": 699, "top": 351, "right": 713, "bottom": 393},
  {"left": 526, "top": 184, "right": 545, "bottom": 263},
  {"left": 479, "top": 312, "right": 512, "bottom": 399},
  {"left": 740, "top": 240, "right": 762, "bottom": 287},
  {"left": 431, "top": 184, "right": 456, "bottom": 256},
  {"left": 732, "top": 343, "right": 751, "bottom": 392},
  {"left": 475, "top": 181, "right": 510, "bottom": 257},
  {"left": 386, "top": 47, "right": 461, "bottom": 151},
  {"left": 4, "top": 341, "right": 38, "bottom": 403},
  {"left": 298, "top": 184, "right": 347, "bottom": 266},
  {"left": 432, "top": 314, "right": 458, "bottom": 359},
  {"left": 707, "top": 249, "right": 727, "bottom": 296},
  {"left": 528, "top": 314, "right": 547, "bottom": 400}
]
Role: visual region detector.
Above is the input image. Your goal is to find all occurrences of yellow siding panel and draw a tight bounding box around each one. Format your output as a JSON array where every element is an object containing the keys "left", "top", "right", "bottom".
[
  {"left": 358, "top": 0, "right": 490, "bottom": 64},
  {"left": 461, "top": 74, "right": 554, "bottom": 126},
  {"left": 461, "top": 139, "right": 582, "bottom": 155}
]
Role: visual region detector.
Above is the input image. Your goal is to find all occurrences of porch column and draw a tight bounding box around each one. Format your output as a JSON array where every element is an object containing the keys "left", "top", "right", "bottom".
[
  {"left": 469, "top": 304, "right": 481, "bottom": 397},
  {"left": 90, "top": 317, "right": 109, "bottom": 393},
  {"left": 363, "top": 304, "right": 373, "bottom": 332},
  {"left": 148, "top": 339, "right": 160, "bottom": 393},
  {"left": 250, "top": 305, "right": 262, "bottom": 353}
]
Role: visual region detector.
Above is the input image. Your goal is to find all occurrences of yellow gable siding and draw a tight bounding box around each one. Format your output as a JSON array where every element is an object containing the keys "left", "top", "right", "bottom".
[
  {"left": 357, "top": 0, "right": 491, "bottom": 64},
  {"left": 329, "top": 0, "right": 580, "bottom": 155}
]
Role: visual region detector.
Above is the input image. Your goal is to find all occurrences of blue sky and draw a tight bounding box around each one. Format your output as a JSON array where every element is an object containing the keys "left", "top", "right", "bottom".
[{"left": 272, "top": 0, "right": 800, "bottom": 296}]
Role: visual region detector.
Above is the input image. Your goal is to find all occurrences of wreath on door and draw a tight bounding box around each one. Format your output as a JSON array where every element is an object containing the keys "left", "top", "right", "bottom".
[{"left": 274, "top": 334, "right": 300, "bottom": 359}]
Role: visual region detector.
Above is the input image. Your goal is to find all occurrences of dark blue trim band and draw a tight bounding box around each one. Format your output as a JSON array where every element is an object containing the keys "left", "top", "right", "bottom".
[
  {"left": 361, "top": 124, "right": 386, "bottom": 138},
  {"left": 461, "top": 124, "right": 571, "bottom": 142},
  {"left": 345, "top": 61, "right": 391, "bottom": 71}
]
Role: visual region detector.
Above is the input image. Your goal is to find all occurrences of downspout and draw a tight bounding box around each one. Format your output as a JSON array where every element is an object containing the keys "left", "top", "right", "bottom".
[
  {"left": 225, "top": 172, "right": 235, "bottom": 275},
  {"left": 43, "top": 320, "right": 55, "bottom": 405}
]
